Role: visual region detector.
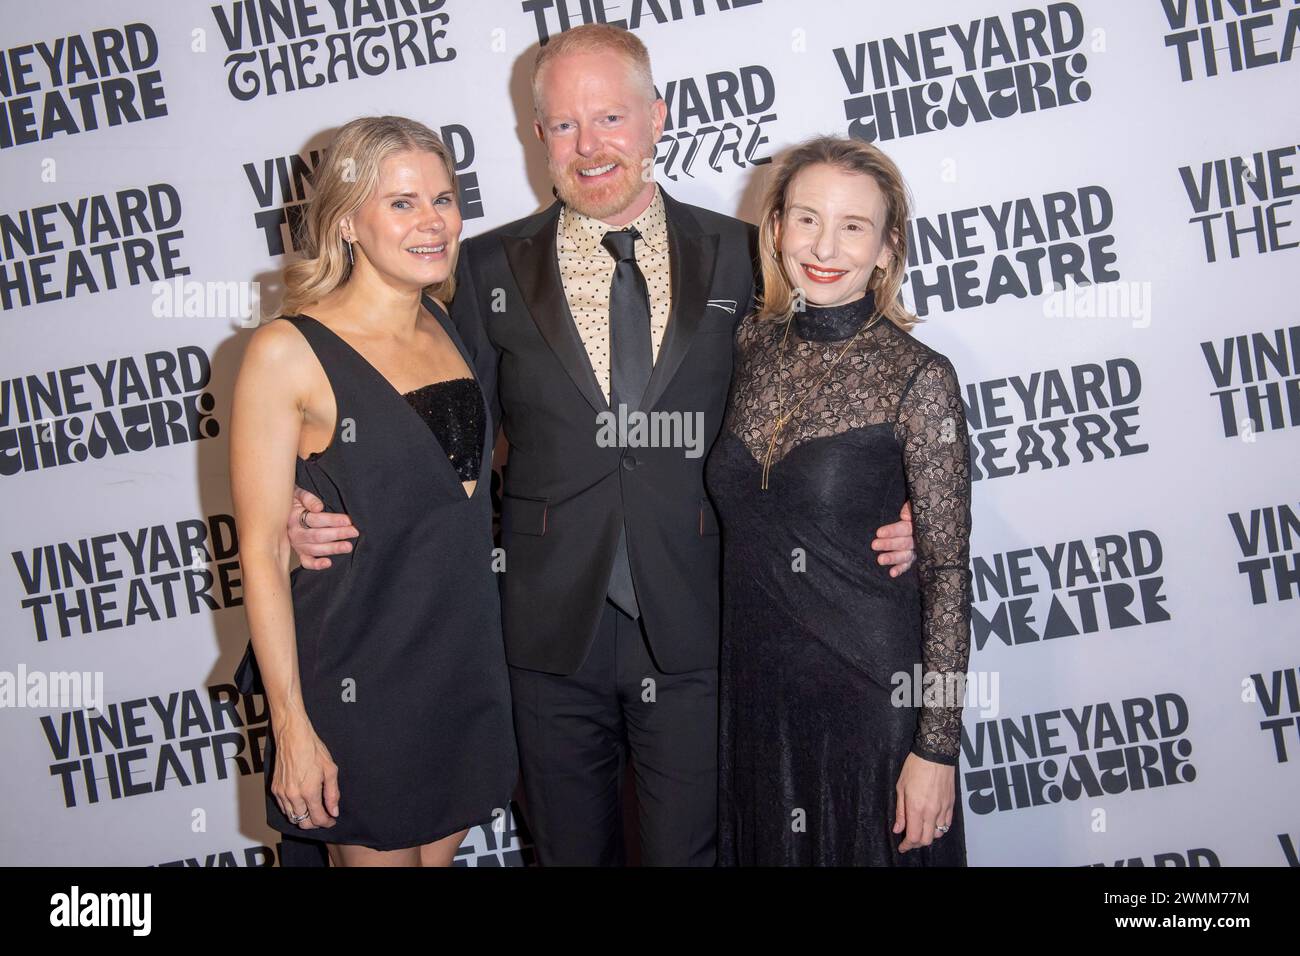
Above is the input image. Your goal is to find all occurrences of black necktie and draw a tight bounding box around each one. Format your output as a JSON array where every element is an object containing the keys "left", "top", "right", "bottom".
[
  {"left": 600, "top": 227, "right": 652, "bottom": 619},
  {"left": 601, "top": 227, "right": 653, "bottom": 412}
]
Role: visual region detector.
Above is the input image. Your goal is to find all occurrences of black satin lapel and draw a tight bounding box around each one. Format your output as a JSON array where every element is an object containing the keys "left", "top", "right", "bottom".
[
  {"left": 640, "top": 221, "right": 718, "bottom": 414},
  {"left": 501, "top": 221, "right": 608, "bottom": 415}
]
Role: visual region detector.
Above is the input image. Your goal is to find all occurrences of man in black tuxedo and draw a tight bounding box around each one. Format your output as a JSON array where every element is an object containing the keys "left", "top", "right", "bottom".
[{"left": 288, "top": 24, "right": 915, "bottom": 865}]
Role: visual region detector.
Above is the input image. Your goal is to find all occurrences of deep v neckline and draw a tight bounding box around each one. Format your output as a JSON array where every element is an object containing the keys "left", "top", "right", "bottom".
[{"left": 295, "top": 311, "right": 485, "bottom": 501}]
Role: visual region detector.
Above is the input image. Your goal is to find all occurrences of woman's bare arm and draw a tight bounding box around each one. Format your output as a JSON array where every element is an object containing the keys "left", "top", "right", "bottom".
[{"left": 229, "top": 321, "right": 338, "bottom": 828}]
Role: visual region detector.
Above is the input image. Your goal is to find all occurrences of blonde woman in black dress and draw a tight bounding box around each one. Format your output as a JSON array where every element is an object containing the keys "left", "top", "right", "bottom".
[
  {"left": 230, "top": 116, "right": 517, "bottom": 866},
  {"left": 707, "top": 136, "right": 972, "bottom": 865}
]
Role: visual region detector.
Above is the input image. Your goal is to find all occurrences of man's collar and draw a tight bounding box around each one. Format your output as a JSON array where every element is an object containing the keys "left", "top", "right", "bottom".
[{"left": 558, "top": 183, "right": 667, "bottom": 258}]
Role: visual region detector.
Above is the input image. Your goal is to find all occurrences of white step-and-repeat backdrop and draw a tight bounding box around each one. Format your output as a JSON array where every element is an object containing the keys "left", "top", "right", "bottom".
[{"left": 1, "top": 0, "right": 1296, "bottom": 866}]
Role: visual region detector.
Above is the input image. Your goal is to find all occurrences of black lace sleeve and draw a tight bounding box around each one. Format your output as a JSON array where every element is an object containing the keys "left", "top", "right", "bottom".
[{"left": 895, "top": 353, "right": 973, "bottom": 766}]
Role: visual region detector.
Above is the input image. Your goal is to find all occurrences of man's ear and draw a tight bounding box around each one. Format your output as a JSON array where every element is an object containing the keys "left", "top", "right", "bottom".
[
  {"left": 651, "top": 97, "right": 667, "bottom": 141},
  {"left": 533, "top": 119, "right": 545, "bottom": 144}
]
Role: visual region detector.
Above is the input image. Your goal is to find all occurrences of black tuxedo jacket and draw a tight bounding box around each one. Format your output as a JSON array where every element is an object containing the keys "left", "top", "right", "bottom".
[{"left": 447, "top": 187, "right": 759, "bottom": 675}]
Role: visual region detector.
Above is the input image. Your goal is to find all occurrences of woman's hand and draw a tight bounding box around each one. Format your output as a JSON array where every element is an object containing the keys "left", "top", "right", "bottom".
[
  {"left": 871, "top": 500, "right": 915, "bottom": 577},
  {"left": 271, "top": 713, "right": 341, "bottom": 830},
  {"left": 287, "top": 487, "right": 359, "bottom": 570},
  {"left": 893, "top": 751, "right": 955, "bottom": 852}
]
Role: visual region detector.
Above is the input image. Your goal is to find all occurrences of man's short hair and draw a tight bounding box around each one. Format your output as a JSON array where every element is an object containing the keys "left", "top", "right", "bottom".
[{"left": 532, "top": 24, "right": 656, "bottom": 115}]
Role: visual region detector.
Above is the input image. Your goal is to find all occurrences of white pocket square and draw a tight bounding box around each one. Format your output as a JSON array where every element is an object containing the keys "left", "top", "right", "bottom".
[{"left": 706, "top": 299, "right": 737, "bottom": 314}]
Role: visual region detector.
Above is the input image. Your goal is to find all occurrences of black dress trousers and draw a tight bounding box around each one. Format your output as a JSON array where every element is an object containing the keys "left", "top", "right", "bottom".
[{"left": 508, "top": 599, "right": 718, "bottom": 866}]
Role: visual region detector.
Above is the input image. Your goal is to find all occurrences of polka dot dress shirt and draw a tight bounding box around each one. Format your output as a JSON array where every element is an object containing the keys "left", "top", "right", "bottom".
[{"left": 556, "top": 184, "right": 672, "bottom": 404}]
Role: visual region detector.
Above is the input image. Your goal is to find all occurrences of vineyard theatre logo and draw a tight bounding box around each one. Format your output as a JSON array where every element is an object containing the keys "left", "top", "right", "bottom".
[
  {"left": 522, "top": 0, "right": 762, "bottom": 44},
  {"left": 1179, "top": 143, "right": 1299, "bottom": 263},
  {"left": 0, "top": 23, "right": 166, "bottom": 150},
  {"left": 656, "top": 65, "right": 775, "bottom": 181},
  {"left": 42, "top": 682, "right": 268, "bottom": 808},
  {"left": 453, "top": 808, "right": 537, "bottom": 867},
  {"left": 1089, "top": 847, "right": 1219, "bottom": 867},
  {"left": 11, "top": 514, "right": 242, "bottom": 642},
  {"left": 964, "top": 357, "right": 1148, "bottom": 481},
  {"left": 209, "top": 0, "right": 455, "bottom": 101},
  {"left": 246, "top": 127, "right": 484, "bottom": 257},
  {"left": 904, "top": 185, "right": 1118, "bottom": 318},
  {"left": 833, "top": 2, "right": 1090, "bottom": 144},
  {"left": 1250, "top": 665, "right": 1300, "bottom": 762},
  {"left": 971, "top": 529, "right": 1170, "bottom": 649},
  {"left": 1161, "top": 0, "right": 1299, "bottom": 81},
  {"left": 49, "top": 887, "right": 150, "bottom": 936},
  {"left": 1281, "top": 832, "right": 1300, "bottom": 866},
  {"left": 1201, "top": 324, "right": 1300, "bottom": 438},
  {"left": 156, "top": 818, "right": 537, "bottom": 867},
  {"left": 0, "top": 347, "right": 218, "bottom": 478},
  {"left": 963, "top": 693, "right": 1196, "bottom": 814},
  {"left": 1228, "top": 500, "right": 1299, "bottom": 605},
  {"left": 0, "top": 184, "right": 188, "bottom": 311},
  {"left": 157, "top": 844, "right": 278, "bottom": 867}
]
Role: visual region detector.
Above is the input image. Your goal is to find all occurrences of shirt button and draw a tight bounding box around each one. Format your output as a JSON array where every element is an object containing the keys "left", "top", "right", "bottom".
[{"left": 623, "top": 455, "right": 638, "bottom": 470}]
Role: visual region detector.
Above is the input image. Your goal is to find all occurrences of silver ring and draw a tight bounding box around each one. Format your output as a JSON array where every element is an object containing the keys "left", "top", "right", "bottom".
[
  {"left": 289, "top": 810, "right": 309, "bottom": 824},
  {"left": 936, "top": 824, "right": 950, "bottom": 834},
  {"left": 298, "top": 510, "right": 311, "bottom": 530}
]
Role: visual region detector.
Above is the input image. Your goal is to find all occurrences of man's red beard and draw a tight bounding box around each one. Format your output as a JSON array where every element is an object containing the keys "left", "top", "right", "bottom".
[{"left": 552, "top": 150, "right": 651, "bottom": 221}]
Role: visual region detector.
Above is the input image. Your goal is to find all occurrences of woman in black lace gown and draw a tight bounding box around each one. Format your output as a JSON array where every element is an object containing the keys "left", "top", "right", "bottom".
[{"left": 707, "top": 136, "right": 972, "bottom": 866}]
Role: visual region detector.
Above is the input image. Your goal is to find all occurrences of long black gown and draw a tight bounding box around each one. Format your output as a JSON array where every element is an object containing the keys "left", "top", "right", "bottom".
[
  {"left": 249, "top": 308, "right": 518, "bottom": 852},
  {"left": 706, "top": 289, "right": 972, "bottom": 866}
]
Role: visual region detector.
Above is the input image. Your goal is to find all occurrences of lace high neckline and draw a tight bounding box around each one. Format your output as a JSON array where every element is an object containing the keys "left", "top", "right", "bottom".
[{"left": 793, "top": 289, "right": 879, "bottom": 342}]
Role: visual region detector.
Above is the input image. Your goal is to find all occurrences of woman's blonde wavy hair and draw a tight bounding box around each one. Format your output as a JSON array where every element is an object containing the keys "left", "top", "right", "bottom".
[
  {"left": 756, "top": 135, "right": 917, "bottom": 332},
  {"left": 281, "top": 116, "right": 459, "bottom": 316}
]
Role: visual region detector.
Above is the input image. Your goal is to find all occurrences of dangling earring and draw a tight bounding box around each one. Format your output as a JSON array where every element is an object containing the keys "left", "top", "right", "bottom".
[{"left": 344, "top": 238, "right": 354, "bottom": 266}]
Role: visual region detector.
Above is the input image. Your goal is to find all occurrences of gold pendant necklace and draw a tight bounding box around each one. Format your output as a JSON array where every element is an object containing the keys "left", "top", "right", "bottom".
[{"left": 760, "top": 306, "right": 883, "bottom": 491}]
